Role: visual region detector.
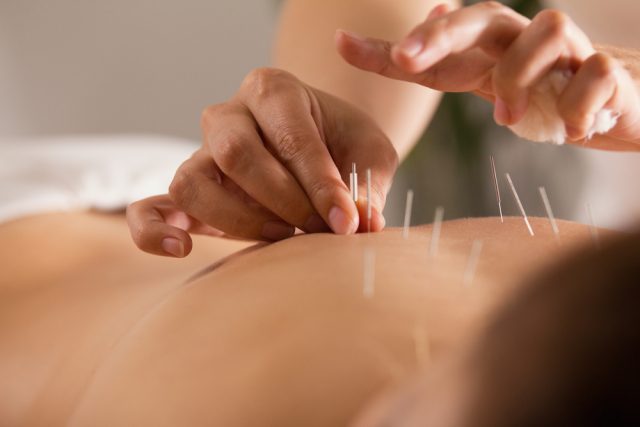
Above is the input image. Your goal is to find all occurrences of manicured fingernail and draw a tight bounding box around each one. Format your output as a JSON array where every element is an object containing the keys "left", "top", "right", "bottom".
[
  {"left": 262, "top": 221, "right": 295, "bottom": 241},
  {"left": 337, "top": 29, "right": 367, "bottom": 43},
  {"left": 329, "top": 206, "right": 357, "bottom": 235},
  {"left": 304, "top": 214, "right": 330, "bottom": 233},
  {"left": 397, "top": 35, "right": 425, "bottom": 58},
  {"left": 494, "top": 97, "right": 511, "bottom": 126},
  {"left": 162, "top": 237, "right": 184, "bottom": 258}
]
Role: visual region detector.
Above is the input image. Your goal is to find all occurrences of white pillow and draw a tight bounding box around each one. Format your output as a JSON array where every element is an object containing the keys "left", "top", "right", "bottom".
[{"left": 0, "top": 134, "right": 198, "bottom": 223}]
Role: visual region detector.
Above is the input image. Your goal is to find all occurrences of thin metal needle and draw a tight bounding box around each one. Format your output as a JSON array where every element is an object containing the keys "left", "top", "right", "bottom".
[
  {"left": 505, "top": 173, "right": 534, "bottom": 236},
  {"left": 429, "top": 206, "right": 445, "bottom": 256},
  {"left": 464, "top": 239, "right": 484, "bottom": 287},
  {"left": 586, "top": 203, "right": 601, "bottom": 249},
  {"left": 366, "top": 168, "right": 372, "bottom": 232},
  {"left": 490, "top": 156, "right": 503, "bottom": 223},
  {"left": 363, "top": 247, "right": 375, "bottom": 298},
  {"left": 349, "top": 162, "right": 358, "bottom": 203},
  {"left": 403, "top": 190, "right": 414, "bottom": 239},
  {"left": 539, "top": 186, "right": 559, "bottom": 237}
]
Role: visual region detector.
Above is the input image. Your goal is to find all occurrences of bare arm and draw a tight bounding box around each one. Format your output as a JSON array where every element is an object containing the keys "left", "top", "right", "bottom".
[{"left": 273, "top": 0, "right": 459, "bottom": 159}]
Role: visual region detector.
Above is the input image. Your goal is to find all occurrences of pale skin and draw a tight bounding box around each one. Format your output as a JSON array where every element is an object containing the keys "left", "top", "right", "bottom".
[{"left": 127, "top": 1, "right": 640, "bottom": 257}]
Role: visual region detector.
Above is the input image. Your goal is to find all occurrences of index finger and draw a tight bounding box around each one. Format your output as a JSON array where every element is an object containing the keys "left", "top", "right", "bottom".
[
  {"left": 237, "top": 68, "right": 359, "bottom": 235},
  {"left": 393, "top": 2, "right": 530, "bottom": 73}
]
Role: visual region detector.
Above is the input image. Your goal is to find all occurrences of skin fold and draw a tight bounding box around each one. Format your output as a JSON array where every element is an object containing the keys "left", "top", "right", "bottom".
[{"left": 0, "top": 212, "right": 608, "bottom": 426}]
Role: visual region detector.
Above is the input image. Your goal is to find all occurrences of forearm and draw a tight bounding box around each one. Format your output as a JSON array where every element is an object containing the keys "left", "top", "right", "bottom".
[{"left": 273, "top": 0, "right": 458, "bottom": 159}]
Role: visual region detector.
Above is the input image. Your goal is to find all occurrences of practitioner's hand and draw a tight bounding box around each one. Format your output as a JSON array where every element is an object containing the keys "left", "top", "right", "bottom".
[
  {"left": 336, "top": 2, "right": 640, "bottom": 150},
  {"left": 127, "top": 68, "right": 398, "bottom": 257}
]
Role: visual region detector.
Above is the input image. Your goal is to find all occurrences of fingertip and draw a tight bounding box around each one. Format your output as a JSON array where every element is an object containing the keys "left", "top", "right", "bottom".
[
  {"left": 328, "top": 204, "right": 359, "bottom": 235},
  {"left": 335, "top": 29, "right": 366, "bottom": 44},
  {"left": 374, "top": 210, "right": 386, "bottom": 232},
  {"left": 261, "top": 221, "right": 296, "bottom": 241},
  {"left": 356, "top": 203, "right": 386, "bottom": 233},
  {"left": 161, "top": 237, "right": 187, "bottom": 258},
  {"left": 493, "top": 97, "right": 511, "bottom": 126},
  {"left": 304, "top": 213, "right": 331, "bottom": 234},
  {"left": 426, "top": 3, "right": 452, "bottom": 20},
  {"left": 565, "top": 123, "right": 587, "bottom": 142},
  {"left": 159, "top": 229, "right": 193, "bottom": 258},
  {"left": 335, "top": 29, "right": 374, "bottom": 66}
]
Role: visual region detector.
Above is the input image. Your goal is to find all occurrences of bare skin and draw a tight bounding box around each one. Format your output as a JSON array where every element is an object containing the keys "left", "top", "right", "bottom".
[
  {"left": 339, "top": 2, "right": 640, "bottom": 150},
  {"left": 128, "top": 2, "right": 640, "bottom": 259},
  {"left": 0, "top": 213, "right": 607, "bottom": 426},
  {"left": 125, "top": 0, "right": 452, "bottom": 252}
]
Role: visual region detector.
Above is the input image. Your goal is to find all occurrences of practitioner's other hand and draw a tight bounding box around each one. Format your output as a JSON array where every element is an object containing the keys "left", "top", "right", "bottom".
[
  {"left": 127, "top": 68, "right": 398, "bottom": 257},
  {"left": 337, "top": 2, "right": 640, "bottom": 150}
]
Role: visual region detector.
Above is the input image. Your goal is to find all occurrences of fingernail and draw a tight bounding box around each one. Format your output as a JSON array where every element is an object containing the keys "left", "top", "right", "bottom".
[
  {"left": 262, "top": 221, "right": 295, "bottom": 241},
  {"left": 329, "top": 205, "right": 357, "bottom": 235},
  {"left": 565, "top": 124, "right": 582, "bottom": 140},
  {"left": 162, "top": 237, "right": 184, "bottom": 258},
  {"left": 337, "top": 29, "right": 367, "bottom": 43},
  {"left": 494, "top": 97, "right": 511, "bottom": 126},
  {"left": 397, "top": 35, "right": 425, "bottom": 58},
  {"left": 304, "top": 214, "right": 330, "bottom": 233}
]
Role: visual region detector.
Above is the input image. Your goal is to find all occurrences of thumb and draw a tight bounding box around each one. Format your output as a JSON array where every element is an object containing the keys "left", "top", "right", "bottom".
[{"left": 340, "top": 135, "right": 398, "bottom": 233}]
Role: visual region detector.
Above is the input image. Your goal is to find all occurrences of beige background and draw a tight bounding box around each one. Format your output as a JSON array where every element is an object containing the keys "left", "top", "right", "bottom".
[{"left": 0, "top": 0, "right": 278, "bottom": 139}]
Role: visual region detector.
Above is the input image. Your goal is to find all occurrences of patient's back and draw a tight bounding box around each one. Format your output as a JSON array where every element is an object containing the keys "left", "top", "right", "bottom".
[{"left": 0, "top": 213, "right": 599, "bottom": 426}]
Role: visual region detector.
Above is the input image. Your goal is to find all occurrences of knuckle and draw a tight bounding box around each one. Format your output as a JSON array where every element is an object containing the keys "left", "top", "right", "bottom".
[
  {"left": 585, "top": 53, "right": 616, "bottom": 79},
  {"left": 200, "top": 105, "right": 218, "bottom": 130},
  {"left": 213, "top": 133, "right": 248, "bottom": 174},
  {"left": 241, "top": 67, "right": 294, "bottom": 99},
  {"left": 201, "top": 103, "right": 238, "bottom": 131},
  {"left": 130, "top": 223, "right": 147, "bottom": 249},
  {"left": 478, "top": 1, "right": 505, "bottom": 12},
  {"left": 389, "top": 149, "right": 400, "bottom": 171},
  {"left": 274, "top": 127, "right": 307, "bottom": 164},
  {"left": 169, "top": 168, "right": 197, "bottom": 210},
  {"left": 381, "top": 141, "right": 400, "bottom": 171},
  {"left": 534, "top": 9, "right": 571, "bottom": 38},
  {"left": 125, "top": 204, "right": 146, "bottom": 246},
  {"left": 307, "top": 177, "right": 342, "bottom": 202}
]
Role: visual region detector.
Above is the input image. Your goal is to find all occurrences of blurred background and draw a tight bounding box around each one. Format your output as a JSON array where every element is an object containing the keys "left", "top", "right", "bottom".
[{"left": 2, "top": 0, "right": 639, "bottom": 230}]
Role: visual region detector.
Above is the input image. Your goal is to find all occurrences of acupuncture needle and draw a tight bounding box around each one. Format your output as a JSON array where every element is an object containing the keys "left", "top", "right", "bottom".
[
  {"left": 490, "top": 156, "right": 503, "bottom": 223},
  {"left": 463, "top": 239, "right": 483, "bottom": 287},
  {"left": 586, "top": 203, "right": 601, "bottom": 249},
  {"left": 366, "top": 168, "right": 372, "bottom": 232},
  {"left": 505, "top": 173, "right": 534, "bottom": 236},
  {"left": 538, "top": 186, "right": 559, "bottom": 238},
  {"left": 349, "top": 162, "right": 358, "bottom": 203},
  {"left": 402, "top": 189, "right": 414, "bottom": 239},
  {"left": 429, "top": 206, "right": 444, "bottom": 257},
  {"left": 363, "top": 247, "right": 375, "bottom": 298}
]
